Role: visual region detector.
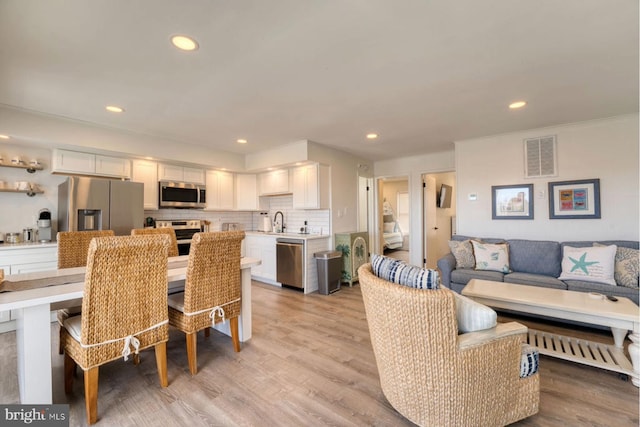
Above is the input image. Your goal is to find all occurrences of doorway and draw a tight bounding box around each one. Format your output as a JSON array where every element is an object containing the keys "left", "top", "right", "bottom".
[
  {"left": 378, "top": 176, "right": 410, "bottom": 263},
  {"left": 422, "top": 172, "right": 456, "bottom": 268}
]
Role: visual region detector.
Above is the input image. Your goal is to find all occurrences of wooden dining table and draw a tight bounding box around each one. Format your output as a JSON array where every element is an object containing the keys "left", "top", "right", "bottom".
[{"left": 0, "top": 255, "right": 260, "bottom": 404}]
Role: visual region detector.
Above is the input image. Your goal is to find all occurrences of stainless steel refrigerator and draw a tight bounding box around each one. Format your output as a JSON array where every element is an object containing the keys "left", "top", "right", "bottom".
[{"left": 58, "top": 176, "right": 144, "bottom": 236}]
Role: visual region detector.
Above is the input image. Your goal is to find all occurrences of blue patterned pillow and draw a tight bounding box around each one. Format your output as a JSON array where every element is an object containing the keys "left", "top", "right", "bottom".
[
  {"left": 520, "top": 344, "right": 539, "bottom": 378},
  {"left": 371, "top": 254, "right": 439, "bottom": 290}
]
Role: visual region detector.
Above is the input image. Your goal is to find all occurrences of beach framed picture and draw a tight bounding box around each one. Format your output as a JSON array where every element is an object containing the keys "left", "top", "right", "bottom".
[{"left": 491, "top": 184, "right": 534, "bottom": 219}]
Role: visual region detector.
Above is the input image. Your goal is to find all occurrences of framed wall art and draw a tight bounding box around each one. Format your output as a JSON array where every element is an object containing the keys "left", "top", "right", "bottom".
[
  {"left": 548, "top": 178, "right": 600, "bottom": 219},
  {"left": 491, "top": 184, "right": 534, "bottom": 219}
]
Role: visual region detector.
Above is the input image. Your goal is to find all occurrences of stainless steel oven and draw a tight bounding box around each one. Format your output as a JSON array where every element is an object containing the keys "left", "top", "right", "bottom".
[{"left": 155, "top": 219, "right": 203, "bottom": 255}]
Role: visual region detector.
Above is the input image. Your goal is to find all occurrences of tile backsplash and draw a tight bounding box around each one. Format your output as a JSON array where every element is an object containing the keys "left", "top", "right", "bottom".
[
  {"left": 147, "top": 194, "right": 331, "bottom": 235},
  {"left": 258, "top": 195, "right": 330, "bottom": 234}
]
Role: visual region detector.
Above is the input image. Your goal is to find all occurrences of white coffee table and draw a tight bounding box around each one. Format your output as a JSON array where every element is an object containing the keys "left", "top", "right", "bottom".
[{"left": 462, "top": 279, "right": 640, "bottom": 387}]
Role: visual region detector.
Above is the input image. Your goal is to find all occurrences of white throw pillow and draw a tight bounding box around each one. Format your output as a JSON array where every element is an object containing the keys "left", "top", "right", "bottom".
[
  {"left": 471, "top": 240, "right": 511, "bottom": 273},
  {"left": 453, "top": 292, "right": 497, "bottom": 333},
  {"left": 383, "top": 222, "right": 396, "bottom": 233},
  {"left": 558, "top": 245, "right": 617, "bottom": 286}
]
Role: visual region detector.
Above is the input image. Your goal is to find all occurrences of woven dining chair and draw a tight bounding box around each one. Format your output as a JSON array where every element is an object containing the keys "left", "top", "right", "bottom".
[
  {"left": 168, "top": 231, "right": 245, "bottom": 375},
  {"left": 56, "top": 230, "right": 115, "bottom": 354},
  {"left": 131, "top": 227, "right": 179, "bottom": 257},
  {"left": 358, "top": 263, "right": 540, "bottom": 427},
  {"left": 61, "top": 234, "right": 171, "bottom": 425}
]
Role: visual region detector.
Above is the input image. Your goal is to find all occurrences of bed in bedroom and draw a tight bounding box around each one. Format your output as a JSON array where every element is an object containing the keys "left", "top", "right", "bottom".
[{"left": 382, "top": 214, "right": 404, "bottom": 250}]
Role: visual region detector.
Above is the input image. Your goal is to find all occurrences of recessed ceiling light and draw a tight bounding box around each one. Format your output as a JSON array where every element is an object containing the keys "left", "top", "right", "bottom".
[
  {"left": 0, "top": 134, "right": 9, "bottom": 140},
  {"left": 171, "top": 35, "right": 199, "bottom": 51},
  {"left": 105, "top": 105, "right": 124, "bottom": 113},
  {"left": 366, "top": 133, "right": 378, "bottom": 140},
  {"left": 509, "top": 101, "right": 527, "bottom": 109},
  {"left": 236, "top": 139, "right": 247, "bottom": 144}
]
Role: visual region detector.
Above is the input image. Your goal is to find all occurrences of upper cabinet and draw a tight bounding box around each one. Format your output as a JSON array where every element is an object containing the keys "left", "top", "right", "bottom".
[
  {"left": 292, "top": 163, "right": 330, "bottom": 209},
  {"left": 235, "top": 174, "right": 258, "bottom": 210},
  {"left": 131, "top": 159, "right": 159, "bottom": 209},
  {"left": 158, "top": 163, "right": 205, "bottom": 184},
  {"left": 258, "top": 169, "right": 289, "bottom": 196},
  {"left": 52, "top": 149, "right": 131, "bottom": 179},
  {"left": 205, "top": 170, "right": 234, "bottom": 210}
]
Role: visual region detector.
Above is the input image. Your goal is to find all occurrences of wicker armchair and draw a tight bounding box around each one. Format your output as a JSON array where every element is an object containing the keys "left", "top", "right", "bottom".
[
  {"left": 131, "top": 227, "right": 179, "bottom": 257},
  {"left": 358, "top": 263, "right": 539, "bottom": 427},
  {"left": 61, "top": 235, "right": 171, "bottom": 425},
  {"left": 56, "top": 230, "right": 115, "bottom": 354},
  {"left": 168, "top": 231, "right": 245, "bottom": 375}
]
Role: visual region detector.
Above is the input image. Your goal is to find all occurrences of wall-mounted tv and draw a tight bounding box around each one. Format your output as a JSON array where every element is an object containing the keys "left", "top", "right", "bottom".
[{"left": 437, "top": 184, "right": 452, "bottom": 208}]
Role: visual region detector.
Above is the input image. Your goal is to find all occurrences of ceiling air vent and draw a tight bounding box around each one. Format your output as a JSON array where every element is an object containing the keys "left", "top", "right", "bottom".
[{"left": 524, "top": 135, "right": 557, "bottom": 178}]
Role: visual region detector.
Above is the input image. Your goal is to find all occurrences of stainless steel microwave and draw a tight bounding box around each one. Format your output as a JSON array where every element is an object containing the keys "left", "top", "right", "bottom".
[{"left": 159, "top": 181, "right": 206, "bottom": 209}]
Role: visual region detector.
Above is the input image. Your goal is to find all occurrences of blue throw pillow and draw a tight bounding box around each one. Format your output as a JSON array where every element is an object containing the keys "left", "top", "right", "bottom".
[{"left": 371, "top": 254, "right": 439, "bottom": 290}]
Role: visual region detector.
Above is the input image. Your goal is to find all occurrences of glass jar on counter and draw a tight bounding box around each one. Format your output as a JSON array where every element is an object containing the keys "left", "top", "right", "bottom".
[{"left": 5, "top": 232, "right": 21, "bottom": 244}]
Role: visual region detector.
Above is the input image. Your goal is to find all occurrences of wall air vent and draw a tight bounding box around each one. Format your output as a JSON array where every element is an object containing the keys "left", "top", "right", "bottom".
[{"left": 524, "top": 135, "right": 557, "bottom": 178}]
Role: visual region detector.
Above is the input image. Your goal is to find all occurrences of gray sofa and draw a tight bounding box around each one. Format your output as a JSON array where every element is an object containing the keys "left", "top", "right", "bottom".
[{"left": 437, "top": 235, "right": 639, "bottom": 305}]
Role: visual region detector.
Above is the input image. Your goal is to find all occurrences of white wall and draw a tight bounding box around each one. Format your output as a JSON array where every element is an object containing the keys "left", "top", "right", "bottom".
[
  {"left": 455, "top": 114, "right": 639, "bottom": 241},
  {"left": 307, "top": 141, "right": 372, "bottom": 236},
  {"left": 0, "top": 144, "right": 68, "bottom": 235}
]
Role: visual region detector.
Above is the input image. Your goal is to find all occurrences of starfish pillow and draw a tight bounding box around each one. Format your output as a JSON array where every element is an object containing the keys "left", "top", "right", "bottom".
[{"left": 558, "top": 245, "right": 617, "bottom": 286}]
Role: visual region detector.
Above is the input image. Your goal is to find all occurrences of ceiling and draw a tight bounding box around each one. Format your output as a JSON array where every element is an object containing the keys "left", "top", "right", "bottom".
[{"left": 0, "top": 1, "right": 637, "bottom": 161}]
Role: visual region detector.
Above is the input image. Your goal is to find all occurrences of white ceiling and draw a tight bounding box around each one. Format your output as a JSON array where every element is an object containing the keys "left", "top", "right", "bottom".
[{"left": 0, "top": 1, "right": 637, "bottom": 161}]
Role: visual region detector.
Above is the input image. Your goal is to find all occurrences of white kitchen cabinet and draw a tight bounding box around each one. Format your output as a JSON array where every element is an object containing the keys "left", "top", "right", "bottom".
[
  {"left": 131, "top": 159, "right": 159, "bottom": 209},
  {"left": 10, "top": 261, "right": 58, "bottom": 274},
  {"left": 158, "top": 163, "right": 184, "bottom": 181},
  {"left": 52, "top": 149, "right": 131, "bottom": 178},
  {"left": 0, "top": 265, "right": 8, "bottom": 322},
  {"left": 244, "top": 234, "right": 277, "bottom": 283},
  {"left": 292, "top": 163, "right": 330, "bottom": 209},
  {"left": 205, "top": 170, "right": 234, "bottom": 210},
  {"left": 235, "top": 174, "right": 258, "bottom": 210},
  {"left": 183, "top": 167, "right": 205, "bottom": 184},
  {"left": 95, "top": 155, "right": 131, "bottom": 178},
  {"left": 158, "top": 163, "right": 205, "bottom": 184},
  {"left": 52, "top": 149, "right": 95, "bottom": 175},
  {"left": 0, "top": 244, "right": 58, "bottom": 328},
  {"left": 258, "top": 169, "right": 290, "bottom": 196}
]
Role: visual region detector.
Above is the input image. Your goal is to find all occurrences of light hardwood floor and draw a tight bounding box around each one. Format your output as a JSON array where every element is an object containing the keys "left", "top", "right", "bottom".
[{"left": 0, "top": 281, "right": 638, "bottom": 426}]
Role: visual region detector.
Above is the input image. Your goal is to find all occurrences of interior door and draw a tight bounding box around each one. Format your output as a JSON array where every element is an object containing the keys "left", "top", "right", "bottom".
[{"left": 423, "top": 176, "right": 438, "bottom": 268}]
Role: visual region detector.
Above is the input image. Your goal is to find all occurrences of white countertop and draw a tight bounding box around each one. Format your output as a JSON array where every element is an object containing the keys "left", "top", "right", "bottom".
[
  {"left": 0, "top": 231, "right": 330, "bottom": 251},
  {"left": 0, "top": 241, "right": 57, "bottom": 251},
  {"left": 245, "top": 231, "right": 330, "bottom": 240}
]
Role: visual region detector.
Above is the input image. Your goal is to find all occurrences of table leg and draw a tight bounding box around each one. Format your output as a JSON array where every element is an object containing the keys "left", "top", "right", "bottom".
[
  {"left": 628, "top": 331, "right": 640, "bottom": 387},
  {"left": 15, "top": 304, "right": 53, "bottom": 403},
  {"left": 212, "top": 268, "right": 252, "bottom": 342},
  {"left": 611, "top": 327, "right": 628, "bottom": 348}
]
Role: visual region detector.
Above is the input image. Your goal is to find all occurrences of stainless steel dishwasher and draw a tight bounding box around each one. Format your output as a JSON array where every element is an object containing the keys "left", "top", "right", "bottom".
[{"left": 276, "top": 238, "right": 304, "bottom": 289}]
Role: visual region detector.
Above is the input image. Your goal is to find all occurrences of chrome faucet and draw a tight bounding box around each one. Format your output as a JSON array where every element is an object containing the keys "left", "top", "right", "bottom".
[{"left": 273, "top": 211, "right": 284, "bottom": 233}]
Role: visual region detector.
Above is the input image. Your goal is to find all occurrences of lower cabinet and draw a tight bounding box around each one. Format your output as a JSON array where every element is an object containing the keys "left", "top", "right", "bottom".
[
  {"left": 0, "top": 245, "right": 58, "bottom": 330},
  {"left": 244, "top": 235, "right": 277, "bottom": 283}
]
